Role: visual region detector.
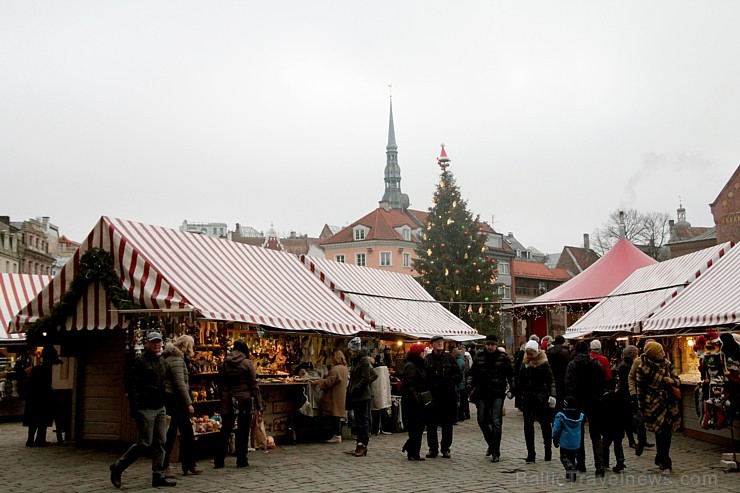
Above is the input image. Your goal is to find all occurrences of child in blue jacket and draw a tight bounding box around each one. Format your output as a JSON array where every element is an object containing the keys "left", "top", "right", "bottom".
[{"left": 552, "top": 402, "right": 584, "bottom": 482}]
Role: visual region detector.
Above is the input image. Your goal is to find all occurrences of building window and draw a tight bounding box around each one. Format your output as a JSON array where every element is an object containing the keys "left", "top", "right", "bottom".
[
  {"left": 402, "top": 228, "right": 411, "bottom": 241},
  {"left": 403, "top": 252, "right": 411, "bottom": 268},
  {"left": 355, "top": 253, "right": 366, "bottom": 266},
  {"left": 380, "top": 252, "right": 391, "bottom": 266},
  {"left": 497, "top": 260, "right": 510, "bottom": 275},
  {"left": 335, "top": 254, "right": 345, "bottom": 263},
  {"left": 354, "top": 228, "right": 366, "bottom": 241}
]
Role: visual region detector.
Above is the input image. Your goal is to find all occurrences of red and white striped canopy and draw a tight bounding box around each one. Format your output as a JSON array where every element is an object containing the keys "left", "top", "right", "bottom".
[
  {"left": 1, "top": 274, "right": 51, "bottom": 341},
  {"left": 643, "top": 243, "right": 739, "bottom": 331},
  {"left": 566, "top": 242, "right": 732, "bottom": 336},
  {"left": 10, "top": 217, "right": 371, "bottom": 335},
  {"left": 300, "top": 256, "right": 478, "bottom": 338}
]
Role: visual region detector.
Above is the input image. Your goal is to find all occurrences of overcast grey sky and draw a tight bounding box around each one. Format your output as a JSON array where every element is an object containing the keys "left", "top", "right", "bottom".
[{"left": 2, "top": 1, "right": 738, "bottom": 254}]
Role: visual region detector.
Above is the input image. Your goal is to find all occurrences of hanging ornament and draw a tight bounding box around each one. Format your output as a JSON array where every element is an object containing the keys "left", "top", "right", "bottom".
[
  {"left": 452, "top": 201, "right": 457, "bottom": 208},
  {"left": 484, "top": 297, "right": 490, "bottom": 302},
  {"left": 441, "top": 243, "right": 446, "bottom": 248},
  {"left": 475, "top": 285, "right": 480, "bottom": 292},
  {"left": 467, "top": 305, "right": 473, "bottom": 314},
  {"left": 427, "top": 249, "right": 433, "bottom": 256},
  {"left": 464, "top": 253, "right": 468, "bottom": 259},
  {"left": 455, "top": 269, "right": 460, "bottom": 275},
  {"left": 481, "top": 246, "right": 486, "bottom": 252},
  {"left": 478, "top": 306, "right": 484, "bottom": 314},
  {"left": 455, "top": 289, "right": 460, "bottom": 295},
  {"left": 445, "top": 268, "right": 449, "bottom": 276},
  {"left": 447, "top": 218, "right": 454, "bottom": 225},
  {"left": 472, "top": 262, "right": 477, "bottom": 267}
]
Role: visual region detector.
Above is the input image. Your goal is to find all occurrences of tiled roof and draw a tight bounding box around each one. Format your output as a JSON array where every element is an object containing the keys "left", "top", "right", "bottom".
[
  {"left": 671, "top": 226, "right": 713, "bottom": 242},
  {"left": 512, "top": 260, "right": 570, "bottom": 281},
  {"left": 321, "top": 208, "right": 427, "bottom": 245},
  {"left": 559, "top": 246, "right": 600, "bottom": 274}
]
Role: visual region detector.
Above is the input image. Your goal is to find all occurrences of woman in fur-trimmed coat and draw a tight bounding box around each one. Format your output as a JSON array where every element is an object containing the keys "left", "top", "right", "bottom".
[
  {"left": 635, "top": 342, "right": 681, "bottom": 475},
  {"left": 516, "top": 340, "right": 556, "bottom": 463}
]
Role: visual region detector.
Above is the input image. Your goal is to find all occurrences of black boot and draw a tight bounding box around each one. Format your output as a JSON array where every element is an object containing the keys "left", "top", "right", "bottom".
[
  {"left": 544, "top": 447, "right": 552, "bottom": 462},
  {"left": 152, "top": 474, "right": 176, "bottom": 487},
  {"left": 612, "top": 461, "right": 626, "bottom": 473},
  {"left": 525, "top": 451, "right": 536, "bottom": 463},
  {"left": 110, "top": 464, "right": 122, "bottom": 488}
]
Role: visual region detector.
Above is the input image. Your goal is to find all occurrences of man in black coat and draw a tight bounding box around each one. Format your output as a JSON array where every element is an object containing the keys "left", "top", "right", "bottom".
[
  {"left": 424, "top": 335, "right": 463, "bottom": 459},
  {"left": 565, "top": 339, "right": 606, "bottom": 477},
  {"left": 470, "top": 335, "right": 514, "bottom": 462},
  {"left": 110, "top": 332, "right": 175, "bottom": 488},
  {"left": 546, "top": 335, "right": 571, "bottom": 413}
]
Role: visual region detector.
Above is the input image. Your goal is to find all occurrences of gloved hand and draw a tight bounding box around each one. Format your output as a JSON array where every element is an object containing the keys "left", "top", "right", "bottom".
[
  {"left": 506, "top": 391, "right": 513, "bottom": 400},
  {"left": 553, "top": 439, "right": 560, "bottom": 448},
  {"left": 548, "top": 396, "right": 556, "bottom": 408}
]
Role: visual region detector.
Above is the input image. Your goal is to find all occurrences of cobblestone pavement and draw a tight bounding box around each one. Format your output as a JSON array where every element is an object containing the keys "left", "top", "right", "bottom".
[{"left": 2, "top": 400, "right": 738, "bottom": 493}]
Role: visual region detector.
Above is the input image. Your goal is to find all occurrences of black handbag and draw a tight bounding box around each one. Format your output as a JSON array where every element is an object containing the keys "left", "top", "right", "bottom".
[{"left": 419, "top": 391, "right": 433, "bottom": 407}]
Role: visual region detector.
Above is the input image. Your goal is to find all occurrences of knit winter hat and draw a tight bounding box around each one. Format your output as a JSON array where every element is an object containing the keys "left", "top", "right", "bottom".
[
  {"left": 590, "top": 340, "right": 602, "bottom": 352},
  {"left": 622, "top": 345, "right": 639, "bottom": 360},
  {"left": 644, "top": 341, "right": 665, "bottom": 361},
  {"left": 409, "top": 343, "right": 425, "bottom": 355},
  {"left": 525, "top": 340, "right": 540, "bottom": 353},
  {"left": 347, "top": 337, "right": 362, "bottom": 351}
]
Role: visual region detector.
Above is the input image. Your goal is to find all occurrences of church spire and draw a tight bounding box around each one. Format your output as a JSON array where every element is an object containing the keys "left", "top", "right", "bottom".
[{"left": 380, "top": 88, "right": 406, "bottom": 210}]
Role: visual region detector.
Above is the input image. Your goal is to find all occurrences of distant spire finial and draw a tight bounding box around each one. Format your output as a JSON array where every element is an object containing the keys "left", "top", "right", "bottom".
[{"left": 388, "top": 83, "right": 392, "bottom": 99}]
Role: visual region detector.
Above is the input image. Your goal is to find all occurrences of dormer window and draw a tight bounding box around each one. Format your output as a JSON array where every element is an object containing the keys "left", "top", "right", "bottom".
[{"left": 353, "top": 226, "right": 368, "bottom": 241}]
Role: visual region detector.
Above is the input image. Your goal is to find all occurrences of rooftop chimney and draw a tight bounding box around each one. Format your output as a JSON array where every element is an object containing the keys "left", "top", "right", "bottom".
[
  {"left": 583, "top": 233, "right": 590, "bottom": 250},
  {"left": 618, "top": 211, "right": 626, "bottom": 238}
]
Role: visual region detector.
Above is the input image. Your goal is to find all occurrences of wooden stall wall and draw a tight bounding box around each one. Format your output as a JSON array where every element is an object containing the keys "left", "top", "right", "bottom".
[{"left": 71, "top": 330, "right": 137, "bottom": 445}]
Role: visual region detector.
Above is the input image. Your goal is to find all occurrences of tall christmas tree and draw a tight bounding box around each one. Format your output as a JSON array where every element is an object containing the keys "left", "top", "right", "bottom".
[{"left": 413, "top": 145, "right": 500, "bottom": 335}]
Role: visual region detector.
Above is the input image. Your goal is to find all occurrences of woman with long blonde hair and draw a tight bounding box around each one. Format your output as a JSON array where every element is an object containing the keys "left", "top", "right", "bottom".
[{"left": 312, "top": 350, "right": 349, "bottom": 443}]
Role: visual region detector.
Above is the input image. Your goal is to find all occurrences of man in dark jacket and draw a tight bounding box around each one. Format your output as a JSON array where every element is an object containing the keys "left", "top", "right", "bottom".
[
  {"left": 214, "top": 339, "right": 262, "bottom": 469},
  {"left": 546, "top": 335, "right": 571, "bottom": 413},
  {"left": 565, "top": 340, "right": 606, "bottom": 477},
  {"left": 470, "top": 335, "right": 513, "bottom": 462},
  {"left": 110, "top": 332, "right": 175, "bottom": 488},
  {"left": 346, "top": 337, "right": 377, "bottom": 457},
  {"left": 424, "top": 335, "right": 463, "bottom": 459}
]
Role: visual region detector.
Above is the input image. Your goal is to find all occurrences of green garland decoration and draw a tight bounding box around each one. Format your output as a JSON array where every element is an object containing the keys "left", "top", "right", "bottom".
[{"left": 26, "top": 247, "right": 141, "bottom": 345}]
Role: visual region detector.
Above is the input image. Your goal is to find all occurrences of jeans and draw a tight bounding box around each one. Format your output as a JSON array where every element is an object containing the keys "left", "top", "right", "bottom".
[
  {"left": 215, "top": 396, "right": 254, "bottom": 466},
  {"left": 352, "top": 400, "right": 372, "bottom": 446},
  {"left": 163, "top": 395, "right": 196, "bottom": 470},
  {"left": 476, "top": 397, "right": 504, "bottom": 455},
  {"left": 332, "top": 416, "right": 343, "bottom": 437},
  {"left": 115, "top": 407, "right": 168, "bottom": 477}
]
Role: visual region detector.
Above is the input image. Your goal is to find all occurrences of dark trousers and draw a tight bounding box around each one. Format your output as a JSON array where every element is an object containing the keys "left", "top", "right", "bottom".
[
  {"left": 403, "top": 408, "right": 426, "bottom": 457},
  {"left": 352, "top": 400, "right": 371, "bottom": 446},
  {"left": 523, "top": 407, "right": 552, "bottom": 457},
  {"left": 576, "top": 410, "right": 605, "bottom": 471},
  {"left": 331, "top": 416, "right": 343, "bottom": 437},
  {"left": 458, "top": 388, "right": 470, "bottom": 420},
  {"left": 163, "top": 396, "right": 196, "bottom": 470},
  {"left": 215, "top": 402, "right": 253, "bottom": 466},
  {"left": 427, "top": 405, "right": 454, "bottom": 454},
  {"left": 602, "top": 425, "right": 625, "bottom": 466},
  {"left": 114, "top": 407, "right": 168, "bottom": 477},
  {"left": 654, "top": 426, "right": 673, "bottom": 470},
  {"left": 560, "top": 447, "right": 578, "bottom": 471},
  {"left": 476, "top": 397, "right": 504, "bottom": 455}
]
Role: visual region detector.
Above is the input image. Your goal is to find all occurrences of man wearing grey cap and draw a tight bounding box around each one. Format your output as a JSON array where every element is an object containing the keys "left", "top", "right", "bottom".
[
  {"left": 424, "top": 335, "right": 462, "bottom": 459},
  {"left": 110, "top": 332, "right": 175, "bottom": 488}
]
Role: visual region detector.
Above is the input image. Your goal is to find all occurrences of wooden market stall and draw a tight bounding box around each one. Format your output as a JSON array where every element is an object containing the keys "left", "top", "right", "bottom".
[
  {"left": 0, "top": 273, "right": 51, "bottom": 419},
  {"left": 8, "top": 216, "right": 374, "bottom": 448}
]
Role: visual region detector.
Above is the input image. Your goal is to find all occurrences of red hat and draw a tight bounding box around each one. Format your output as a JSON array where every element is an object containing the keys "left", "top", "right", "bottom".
[
  {"left": 694, "top": 335, "right": 707, "bottom": 350},
  {"left": 409, "top": 343, "right": 425, "bottom": 354}
]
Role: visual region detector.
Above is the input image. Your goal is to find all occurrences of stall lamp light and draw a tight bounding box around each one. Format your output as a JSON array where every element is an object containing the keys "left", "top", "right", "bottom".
[
  {"left": 687, "top": 338, "right": 694, "bottom": 348},
  {"left": 42, "top": 332, "right": 47, "bottom": 337},
  {"left": 616, "top": 337, "right": 628, "bottom": 341},
  {"left": 396, "top": 340, "right": 403, "bottom": 346}
]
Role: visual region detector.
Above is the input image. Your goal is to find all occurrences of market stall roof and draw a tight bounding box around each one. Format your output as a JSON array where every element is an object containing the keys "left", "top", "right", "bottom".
[
  {"left": 643, "top": 242, "right": 739, "bottom": 332},
  {"left": 566, "top": 242, "right": 732, "bottom": 336},
  {"left": 299, "top": 256, "right": 479, "bottom": 338},
  {"left": 10, "top": 217, "right": 372, "bottom": 336},
  {"left": 515, "top": 238, "right": 657, "bottom": 307},
  {"left": 1, "top": 274, "right": 51, "bottom": 342}
]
